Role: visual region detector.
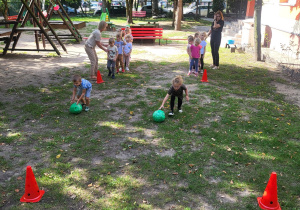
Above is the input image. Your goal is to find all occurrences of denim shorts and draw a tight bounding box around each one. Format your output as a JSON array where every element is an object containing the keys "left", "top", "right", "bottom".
[{"left": 77, "top": 88, "right": 92, "bottom": 98}]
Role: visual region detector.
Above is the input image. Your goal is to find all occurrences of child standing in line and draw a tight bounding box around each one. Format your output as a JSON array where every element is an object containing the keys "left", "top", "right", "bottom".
[
  {"left": 199, "top": 31, "right": 207, "bottom": 74},
  {"left": 71, "top": 75, "right": 92, "bottom": 112},
  {"left": 188, "top": 38, "right": 202, "bottom": 77},
  {"left": 107, "top": 38, "right": 118, "bottom": 79},
  {"left": 187, "top": 35, "right": 194, "bottom": 72},
  {"left": 194, "top": 32, "right": 200, "bottom": 40},
  {"left": 115, "top": 33, "right": 126, "bottom": 73},
  {"left": 125, "top": 27, "right": 134, "bottom": 42},
  {"left": 123, "top": 34, "right": 132, "bottom": 71},
  {"left": 159, "top": 76, "right": 189, "bottom": 116}
]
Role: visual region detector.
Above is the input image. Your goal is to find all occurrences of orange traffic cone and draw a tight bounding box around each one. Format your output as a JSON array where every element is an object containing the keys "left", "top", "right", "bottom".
[
  {"left": 20, "top": 166, "right": 45, "bottom": 203},
  {"left": 97, "top": 70, "right": 104, "bottom": 84},
  {"left": 257, "top": 172, "right": 281, "bottom": 210},
  {"left": 201, "top": 69, "right": 209, "bottom": 82}
]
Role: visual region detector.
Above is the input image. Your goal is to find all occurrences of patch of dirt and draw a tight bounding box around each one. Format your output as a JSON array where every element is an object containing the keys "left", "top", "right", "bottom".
[{"left": 273, "top": 82, "right": 300, "bottom": 107}]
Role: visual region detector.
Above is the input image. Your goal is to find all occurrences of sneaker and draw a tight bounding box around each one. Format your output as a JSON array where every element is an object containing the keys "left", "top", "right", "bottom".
[
  {"left": 209, "top": 64, "right": 215, "bottom": 68},
  {"left": 168, "top": 112, "right": 174, "bottom": 116},
  {"left": 187, "top": 71, "right": 191, "bottom": 76},
  {"left": 82, "top": 104, "right": 86, "bottom": 109},
  {"left": 212, "top": 66, "right": 219, "bottom": 70},
  {"left": 200, "top": 69, "right": 204, "bottom": 74},
  {"left": 122, "top": 69, "right": 125, "bottom": 73},
  {"left": 112, "top": 74, "right": 115, "bottom": 79},
  {"left": 179, "top": 109, "right": 183, "bottom": 113},
  {"left": 85, "top": 107, "right": 89, "bottom": 112},
  {"left": 194, "top": 72, "right": 198, "bottom": 77},
  {"left": 119, "top": 67, "right": 122, "bottom": 72},
  {"left": 108, "top": 72, "right": 111, "bottom": 77},
  {"left": 126, "top": 67, "right": 129, "bottom": 71}
]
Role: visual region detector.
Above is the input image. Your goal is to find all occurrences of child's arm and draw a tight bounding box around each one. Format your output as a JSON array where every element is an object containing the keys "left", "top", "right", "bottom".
[
  {"left": 159, "top": 94, "right": 170, "bottom": 109},
  {"left": 189, "top": 47, "right": 192, "bottom": 59},
  {"left": 71, "top": 87, "right": 77, "bottom": 103},
  {"left": 77, "top": 89, "right": 86, "bottom": 104},
  {"left": 114, "top": 49, "right": 118, "bottom": 61},
  {"left": 107, "top": 50, "right": 109, "bottom": 60},
  {"left": 185, "top": 89, "right": 189, "bottom": 102}
]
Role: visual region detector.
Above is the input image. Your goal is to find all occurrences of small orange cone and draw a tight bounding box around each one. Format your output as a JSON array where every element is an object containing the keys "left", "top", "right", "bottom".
[
  {"left": 20, "top": 166, "right": 45, "bottom": 203},
  {"left": 201, "top": 69, "right": 209, "bottom": 82},
  {"left": 257, "top": 172, "right": 281, "bottom": 210},
  {"left": 96, "top": 70, "right": 104, "bottom": 84}
]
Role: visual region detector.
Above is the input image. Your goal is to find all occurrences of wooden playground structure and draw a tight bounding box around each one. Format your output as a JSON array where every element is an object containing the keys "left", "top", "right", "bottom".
[{"left": 0, "top": 0, "right": 85, "bottom": 56}]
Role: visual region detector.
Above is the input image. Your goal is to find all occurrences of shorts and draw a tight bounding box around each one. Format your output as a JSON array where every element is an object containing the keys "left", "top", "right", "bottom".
[{"left": 77, "top": 88, "right": 92, "bottom": 98}]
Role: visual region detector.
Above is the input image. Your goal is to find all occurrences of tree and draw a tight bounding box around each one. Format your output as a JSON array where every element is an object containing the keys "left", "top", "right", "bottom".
[
  {"left": 126, "top": 0, "right": 134, "bottom": 24},
  {"left": 212, "top": 0, "right": 224, "bottom": 12},
  {"left": 254, "top": 0, "right": 262, "bottom": 61},
  {"left": 175, "top": 0, "right": 182, "bottom": 30},
  {"left": 152, "top": 0, "right": 159, "bottom": 16},
  {"left": 0, "top": 0, "right": 9, "bottom": 28}
]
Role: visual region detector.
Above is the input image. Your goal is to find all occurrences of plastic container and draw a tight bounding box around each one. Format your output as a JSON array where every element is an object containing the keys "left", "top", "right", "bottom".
[{"left": 227, "top": 40, "right": 235, "bottom": 45}]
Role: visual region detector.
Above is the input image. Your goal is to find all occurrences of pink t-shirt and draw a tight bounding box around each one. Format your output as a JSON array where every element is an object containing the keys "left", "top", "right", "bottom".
[{"left": 190, "top": 44, "right": 202, "bottom": 58}]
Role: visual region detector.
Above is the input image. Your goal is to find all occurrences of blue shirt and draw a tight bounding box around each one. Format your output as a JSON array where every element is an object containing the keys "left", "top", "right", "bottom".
[
  {"left": 115, "top": 40, "right": 125, "bottom": 54},
  {"left": 74, "top": 79, "right": 92, "bottom": 90},
  {"left": 123, "top": 43, "right": 132, "bottom": 54},
  {"left": 200, "top": 40, "right": 207, "bottom": 54}
]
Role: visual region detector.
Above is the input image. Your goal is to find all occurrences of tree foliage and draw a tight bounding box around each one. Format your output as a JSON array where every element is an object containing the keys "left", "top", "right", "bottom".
[{"left": 212, "top": 0, "right": 224, "bottom": 12}]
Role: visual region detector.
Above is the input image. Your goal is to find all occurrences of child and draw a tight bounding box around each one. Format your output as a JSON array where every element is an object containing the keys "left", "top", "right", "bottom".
[
  {"left": 159, "top": 76, "right": 189, "bottom": 116},
  {"left": 71, "top": 75, "right": 92, "bottom": 112},
  {"left": 84, "top": 21, "right": 108, "bottom": 80},
  {"left": 187, "top": 35, "right": 194, "bottom": 72},
  {"left": 115, "top": 33, "right": 126, "bottom": 73},
  {"left": 123, "top": 34, "right": 132, "bottom": 71},
  {"left": 188, "top": 38, "right": 202, "bottom": 77},
  {"left": 107, "top": 38, "right": 118, "bottom": 79},
  {"left": 194, "top": 32, "right": 200, "bottom": 40},
  {"left": 199, "top": 31, "right": 207, "bottom": 74},
  {"left": 124, "top": 27, "right": 133, "bottom": 42}
]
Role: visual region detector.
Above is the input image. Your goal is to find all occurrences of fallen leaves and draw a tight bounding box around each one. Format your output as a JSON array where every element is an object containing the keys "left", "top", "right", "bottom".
[{"left": 56, "top": 154, "right": 61, "bottom": 159}]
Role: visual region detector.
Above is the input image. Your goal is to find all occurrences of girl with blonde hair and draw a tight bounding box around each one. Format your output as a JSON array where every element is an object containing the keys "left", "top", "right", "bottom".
[{"left": 160, "top": 76, "right": 189, "bottom": 116}]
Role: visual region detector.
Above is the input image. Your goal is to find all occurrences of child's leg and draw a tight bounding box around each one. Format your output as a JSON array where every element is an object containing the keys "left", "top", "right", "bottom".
[
  {"left": 84, "top": 88, "right": 92, "bottom": 111},
  {"left": 194, "top": 58, "right": 199, "bottom": 73},
  {"left": 120, "top": 55, "right": 124, "bottom": 70},
  {"left": 77, "top": 95, "right": 86, "bottom": 104},
  {"left": 123, "top": 55, "right": 126, "bottom": 67},
  {"left": 170, "top": 95, "right": 175, "bottom": 113},
  {"left": 178, "top": 97, "right": 183, "bottom": 110},
  {"left": 200, "top": 54, "right": 204, "bottom": 70},
  {"left": 116, "top": 55, "right": 120, "bottom": 71},
  {"left": 111, "top": 61, "right": 116, "bottom": 76},
  {"left": 107, "top": 60, "right": 112, "bottom": 76},
  {"left": 86, "top": 97, "right": 90, "bottom": 106}
]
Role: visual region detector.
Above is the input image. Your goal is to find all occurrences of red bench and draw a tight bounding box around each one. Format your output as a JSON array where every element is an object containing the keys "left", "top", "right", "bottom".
[
  {"left": 122, "top": 27, "right": 163, "bottom": 45},
  {"left": 7, "top": 15, "right": 18, "bottom": 20},
  {"left": 132, "top": 11, "right": 146, "bottom": 19}
]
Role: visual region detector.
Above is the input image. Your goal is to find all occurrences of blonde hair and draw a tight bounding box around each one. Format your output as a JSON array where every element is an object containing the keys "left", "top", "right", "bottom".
[
  {"left": 109, "top": 38, "right": 115, "bottom": 44},
  {"left": 172, "top": 75, "right": 183, "bottom": 86},
  {"left": 125, "top": 34, "right": 131, "bottom": 40},
  {"left": 200, "top": 31, "right": 207, "bottom": 40},
  {"left": 194, "top": 38, "right": 201, "bottom": 45},
  {"left": 125, "top": 28, "right": 131, "bottom": 34},
  {"left": 98, "top": 21, "right": 107, "bottom": 31},
  {"left": 72, "top": 75, "right": 81, "bottom": 82}
]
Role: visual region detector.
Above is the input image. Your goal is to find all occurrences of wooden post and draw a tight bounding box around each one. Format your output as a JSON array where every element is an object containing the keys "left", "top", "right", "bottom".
[
  {"left": 175, "top": 0, "right": 182, "bottom": 31},
  {"left": 254, "top": 0, "right": 262, "bottom": 61}
]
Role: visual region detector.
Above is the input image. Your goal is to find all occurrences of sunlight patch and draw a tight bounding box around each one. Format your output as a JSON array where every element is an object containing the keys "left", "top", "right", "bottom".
[{"left": 98, "top": 121, "right": 125, "bottom": 129}]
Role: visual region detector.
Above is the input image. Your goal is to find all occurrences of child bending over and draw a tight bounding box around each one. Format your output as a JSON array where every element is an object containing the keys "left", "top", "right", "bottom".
[
  {"left": 71, "top": 75, "right": 92, "bottom": 112},
  {"left": 160, "top": 75, "right": 189, "bottom": 116}
]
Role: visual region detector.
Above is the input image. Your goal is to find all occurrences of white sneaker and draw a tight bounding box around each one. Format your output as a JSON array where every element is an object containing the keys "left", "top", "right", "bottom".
[
  {"left": 168, "top": 112, "right": 174, "bottom": 116},
  {"left": 126, "top": 67, "right": 129, "bottom": 71},
  {"left": 119, "top": 67, "right": 122, "bottom": 71},
  {"left": 179, "top": 109, "right": 183, "bottom": 113}
]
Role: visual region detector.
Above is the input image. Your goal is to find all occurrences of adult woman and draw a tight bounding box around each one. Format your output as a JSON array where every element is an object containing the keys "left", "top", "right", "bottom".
[
  {"left": 85, "top": 21, "right": 108, "bottom": 80},
  {"left": 207, "top": 11, "right": 224, "bottom": 69}
]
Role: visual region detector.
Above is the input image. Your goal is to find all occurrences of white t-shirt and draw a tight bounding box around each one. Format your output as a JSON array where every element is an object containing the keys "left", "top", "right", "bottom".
[
  {"left": 86, "top": 29, "right": 101, "bottom": 48},
  {"left": 107, "top": 45, "right": 118, "bottom": 60}
]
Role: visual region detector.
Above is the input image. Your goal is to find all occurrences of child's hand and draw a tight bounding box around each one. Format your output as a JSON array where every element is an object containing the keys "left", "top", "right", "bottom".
[
  {"left": 186, "top": 96, "right": 189, "bottom": 102},
  {"left": 71, "top": 99, "right": 75, "bottom": 104},
  {"left": 159, "top": 105, "right": 164, "bottom": 110}
]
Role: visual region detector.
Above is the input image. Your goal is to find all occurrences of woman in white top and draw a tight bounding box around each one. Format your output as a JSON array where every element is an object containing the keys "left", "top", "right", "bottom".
[{"left": 85, "top": 21, "right": 108, "bottom": 80}]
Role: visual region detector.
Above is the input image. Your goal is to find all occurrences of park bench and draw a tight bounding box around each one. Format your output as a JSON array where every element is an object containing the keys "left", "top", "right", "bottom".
[
  {"left": 132, "top": 11, "right": 146, "bottom": 19},
  {"left": 122, "top": 27, "right": 163, "bottom": 45},
  {"left": 7, "top": 15, "right": 18, "bottom": 20}
]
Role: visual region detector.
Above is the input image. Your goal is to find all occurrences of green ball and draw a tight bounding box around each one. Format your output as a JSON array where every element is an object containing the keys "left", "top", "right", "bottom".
[
  {"left": 153, "top": 110, "right": 165, "bottom": 122},
  {"left": 69, "top": 103, "right": 82, "bottom": 114}
]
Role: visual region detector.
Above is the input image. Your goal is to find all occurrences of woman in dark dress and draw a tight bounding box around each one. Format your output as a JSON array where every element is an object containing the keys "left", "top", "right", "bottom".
[{"left": 207, "top": 11, "right": 224, "bottom": 69}]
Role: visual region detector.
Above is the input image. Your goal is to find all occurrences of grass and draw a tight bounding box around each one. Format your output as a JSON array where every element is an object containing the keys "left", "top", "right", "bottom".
[{"left": 0, "top": 18, "right": 300, "bottom": 209}]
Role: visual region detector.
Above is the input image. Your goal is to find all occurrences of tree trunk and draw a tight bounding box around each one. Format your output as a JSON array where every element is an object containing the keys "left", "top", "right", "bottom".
[
  {"left": 172, "top": 0, "right": 178, "bottom": 27},
  {"left": 126, "top": 0, "right": 134, "bottom": 24},
  {"left": 152, "top": 0, "right": 159, "bottom": 17},
  {"left": 254, "top": 0, "right": 262, "bottom": 61},
  {"left": 175, "top": 0, "right": 182, "bottom": 30}
]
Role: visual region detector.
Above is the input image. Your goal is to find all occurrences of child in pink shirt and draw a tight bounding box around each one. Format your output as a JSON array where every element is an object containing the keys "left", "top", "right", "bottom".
[{"left": 188, "top": 38, "right": 202, "bottom": 77}]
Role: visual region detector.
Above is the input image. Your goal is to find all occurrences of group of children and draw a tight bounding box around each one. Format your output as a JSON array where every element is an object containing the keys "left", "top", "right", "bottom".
[
  {"left": 187, "top": 31, "right": 207, "bottom": 77},
  {"left": 73, "top": 26, "right": 206, "bottom": 114},
  {"left": 106, "top": 27, "right": 133, "bottom": 79}
]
